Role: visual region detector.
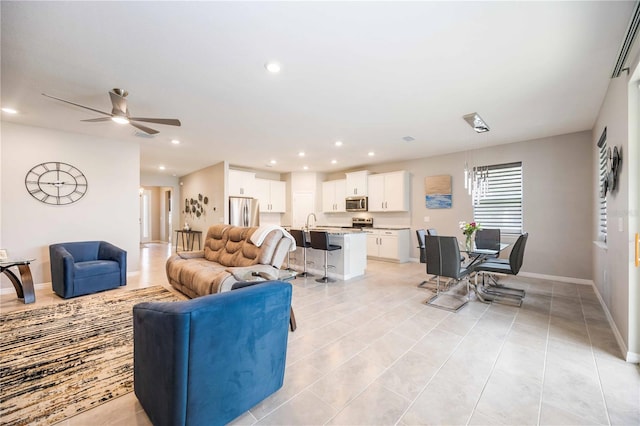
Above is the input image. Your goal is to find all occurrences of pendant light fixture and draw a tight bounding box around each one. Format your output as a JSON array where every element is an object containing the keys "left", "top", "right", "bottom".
[{"left": 463, "top": 113, "right": 490, "bottom": 206}]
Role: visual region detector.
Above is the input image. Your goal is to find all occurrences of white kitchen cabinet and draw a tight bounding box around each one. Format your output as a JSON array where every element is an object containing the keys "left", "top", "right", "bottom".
[
  {"left": 255, "top": 178, "right": 286, "bottom": 213},
  {"left": 322, "top": 179, "right": 346, "bottom": 213},
  {"left": 367, "top": 171, "right": 410, "bottom": 212},
  {"left": 364, "top": 228, "right": 410, "bottom": 262},
  {"left": 345, "top": 170, "right": 369, "bottom": 196},
  {"left": 228, "top": 169, "right": 256, "bottom": 197}
]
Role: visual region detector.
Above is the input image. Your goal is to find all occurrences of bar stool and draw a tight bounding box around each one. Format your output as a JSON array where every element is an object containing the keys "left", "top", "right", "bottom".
[
  {"left": 290, "top": 229, "right": 313, "bottom": 277},
  {"left": 309, "top": 231, "right": 341, "bottom": 283}
]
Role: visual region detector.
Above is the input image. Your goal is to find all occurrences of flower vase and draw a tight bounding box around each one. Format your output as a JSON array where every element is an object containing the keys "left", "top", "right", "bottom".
[{"left": 465, "top": 234, "right": 473, "bottom": 252}]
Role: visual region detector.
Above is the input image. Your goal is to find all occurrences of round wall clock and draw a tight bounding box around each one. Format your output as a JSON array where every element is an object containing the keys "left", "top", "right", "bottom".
[{"left": 25, "top": 162, "right": 88, "bottom": 205}]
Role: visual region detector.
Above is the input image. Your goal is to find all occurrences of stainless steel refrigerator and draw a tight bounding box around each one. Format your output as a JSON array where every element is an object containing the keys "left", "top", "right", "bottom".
[{"left": 229, "top": 197, "right": 260, "bottom": 227}]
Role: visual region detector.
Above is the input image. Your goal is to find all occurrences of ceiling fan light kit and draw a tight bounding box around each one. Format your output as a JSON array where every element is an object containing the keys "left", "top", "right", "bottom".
[{"left": 42, "top": 88, "right": 181, "bottom": 135}]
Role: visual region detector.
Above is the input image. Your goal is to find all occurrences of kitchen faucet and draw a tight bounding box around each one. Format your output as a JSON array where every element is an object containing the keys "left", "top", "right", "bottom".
[{"left": 305, "top": 213, "right": 317, "bottom": 230}]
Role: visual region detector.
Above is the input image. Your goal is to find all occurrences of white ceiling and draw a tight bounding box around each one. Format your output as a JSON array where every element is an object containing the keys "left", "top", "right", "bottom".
[{"left": 1, "top": 1, "right": 635, "bottom": 177}]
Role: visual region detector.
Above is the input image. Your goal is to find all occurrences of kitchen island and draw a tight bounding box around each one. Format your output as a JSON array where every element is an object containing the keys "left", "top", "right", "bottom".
[{"left": 287, "top": 228, "right": 367, "bottom": 280}]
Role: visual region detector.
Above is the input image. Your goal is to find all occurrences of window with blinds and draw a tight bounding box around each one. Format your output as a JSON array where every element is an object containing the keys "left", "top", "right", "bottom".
[
  {"left": 472, "top": 162, "right": 523, "bottom": 235},
  {"left": 597, "top": 128, "right": 607, "bottom": 242}
]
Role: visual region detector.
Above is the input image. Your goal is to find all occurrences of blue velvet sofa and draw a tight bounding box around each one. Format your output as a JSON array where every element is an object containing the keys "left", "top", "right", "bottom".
[
  {"left": 49, "top": 241, "right": 127, "bottom": 299},
  {"left": 133, "top": 281, "right": 292, "bottom": 426}
]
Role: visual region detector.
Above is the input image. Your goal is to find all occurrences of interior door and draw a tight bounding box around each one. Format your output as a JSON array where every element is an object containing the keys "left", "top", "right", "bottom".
[{"left": 140, "top": 189, "right": 151, "bottom": 243}]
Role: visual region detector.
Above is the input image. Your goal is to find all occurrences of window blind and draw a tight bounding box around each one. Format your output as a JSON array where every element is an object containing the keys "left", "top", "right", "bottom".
[
  {"left": 598, "top": 128, "right": 608, "bottom": 242},
  {"left": 473, "top": 162, "right": 523, "bottom": 235}
]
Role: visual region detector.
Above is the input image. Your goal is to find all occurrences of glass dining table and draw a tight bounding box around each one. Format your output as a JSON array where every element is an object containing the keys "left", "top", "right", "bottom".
[{"left": 462, "top": 242, "right": 510, "bottom": 270}]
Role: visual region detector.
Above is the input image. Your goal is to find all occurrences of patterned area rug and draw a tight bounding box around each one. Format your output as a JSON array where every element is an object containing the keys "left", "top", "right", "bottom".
[{"left": 0, "top": 286, "right": 183, "bottom": 426}]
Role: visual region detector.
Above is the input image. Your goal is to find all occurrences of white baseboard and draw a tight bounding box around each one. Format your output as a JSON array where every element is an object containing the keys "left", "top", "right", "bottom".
[
  {"left": 1, "top": 282, "right": 49, "bottom": 295},
  {"left": 590, "top": 282, "right": 638, "bottom": 364},
  {"left": 518, "top": 271, "right": 594, "bottom": 286},
  {"left": 626, "top": 351, "right": 640, "bottom": 363},
  {"left": 1, "top": 271, "right": 140, "bottom": 296}
]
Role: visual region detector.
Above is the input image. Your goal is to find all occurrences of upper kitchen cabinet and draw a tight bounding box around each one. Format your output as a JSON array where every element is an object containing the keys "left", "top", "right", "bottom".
[
  {"left": 368, "top": 171, "right": 410, "bottom": 212},
  {"left": 345, "top": 171, "right": 369, "bottom": 196},
  {"left": 228, "top": 169, "right": 255, "bottom": 197},
  {"left": 255, "top": 178, "right": 286, "bottom": 213},
  {"left": 322, "top": 179, "right": 346, "bottom": 213}
]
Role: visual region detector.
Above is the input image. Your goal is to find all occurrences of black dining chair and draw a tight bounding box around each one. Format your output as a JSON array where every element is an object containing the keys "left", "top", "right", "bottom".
[
  {"left": 416, "top": 229, "right": 427, "bottom": 264},
  {"left": 473, "top": 233, "right": 529, "bottom": 305},
  {"left": 475, "top": 228, "right": 501, "bottom": 255},
  {"left": 416, "top": 229, "right": 438, "bottom": 289},
  {"left": 424, "top": 235, "right": 471, "bottom": 312}
]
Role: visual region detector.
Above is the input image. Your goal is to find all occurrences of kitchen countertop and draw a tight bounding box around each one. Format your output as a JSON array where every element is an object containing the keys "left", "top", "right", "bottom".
[
  {"left": 287, "top": 226, "right": 365, "bottom": 235},
  {"left": 372, "top": 226, "right": 411, "bottom": 230}
]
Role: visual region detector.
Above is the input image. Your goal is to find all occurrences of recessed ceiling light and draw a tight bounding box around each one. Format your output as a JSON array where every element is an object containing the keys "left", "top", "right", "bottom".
[
  {"left": 2, "top": 107, "right": 18, "bottom": 114},
  {"left": 335, "top": 141, "right": 343, "bottom": 147},
  {"left": 270, "top": 160, "right": 277, "bottom": 164},
  {"left": 265, "top": 61, "right": 281, "bottom": 73},
  {"left": 368, "top": 151, "right": 375, "bottom": 156},
  {"left": 111, "top": 116, "right": 129, "bottom": 125},
  {"left": 303, "top": 165, "right": 308, "bottom": 170},
  {"left": 331, "top": 159, "right": 337, "bottom": 164},
  {"left": 298, "top": 151, "right": 305, "bottom": 157},
  {"left": 171, "top": 139, "right": 181, "bottom": 145},
  {"left": 159, "top": 165, "right": 166, "bottom": 170}
]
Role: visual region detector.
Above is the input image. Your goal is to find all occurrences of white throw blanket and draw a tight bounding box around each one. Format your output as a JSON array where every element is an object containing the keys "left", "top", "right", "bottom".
[{"left": 250, "top": 225, "right": 297, "bottom": 252}]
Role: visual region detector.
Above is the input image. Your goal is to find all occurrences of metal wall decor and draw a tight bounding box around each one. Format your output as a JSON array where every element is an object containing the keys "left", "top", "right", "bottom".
[
  {"left": 25, "top": 161, "right": 88, "bottom": 205},
  {"left": 602, "top": 145, "right": 623, "bottom": 197},
  {"left": 184, "top": 193, "right": 209, "bottom": 218}
]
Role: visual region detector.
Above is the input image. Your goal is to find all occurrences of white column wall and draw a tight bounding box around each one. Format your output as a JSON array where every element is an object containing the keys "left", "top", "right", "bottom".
[{"left": 0, "top": 122, "right": 140, "bottom": 288}]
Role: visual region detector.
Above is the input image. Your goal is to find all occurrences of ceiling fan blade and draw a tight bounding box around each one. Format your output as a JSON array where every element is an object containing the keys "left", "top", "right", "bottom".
[
  {"left": 81, "top": 117, "right": 112, "bottom": 122},
  {"left": 42, "top": 93, "right": 112, "bottom": 116},
  {"left": 129, "top": 117, "right": 181, "bottom": 126},
  {"left": 109, "top": 90, "right": 128, "bottom": 114},
  {"left": 129, "top": 121, "right": 159, "bottom": 135}
]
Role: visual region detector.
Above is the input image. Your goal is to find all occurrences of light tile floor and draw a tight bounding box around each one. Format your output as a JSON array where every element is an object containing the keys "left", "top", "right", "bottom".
[{"left": 1, "top": 242, "right": 638, "bottom": 425}]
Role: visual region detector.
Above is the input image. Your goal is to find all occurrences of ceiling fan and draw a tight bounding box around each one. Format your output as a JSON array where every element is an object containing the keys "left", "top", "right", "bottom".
[{"left": 42, "top": 88, "right": 181, "bottom": 135}]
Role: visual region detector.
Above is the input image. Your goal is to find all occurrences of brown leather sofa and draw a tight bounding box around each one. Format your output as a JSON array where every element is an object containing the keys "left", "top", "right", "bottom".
[{"left": 166, "top": 224, "right": 293, "bottom": 298}]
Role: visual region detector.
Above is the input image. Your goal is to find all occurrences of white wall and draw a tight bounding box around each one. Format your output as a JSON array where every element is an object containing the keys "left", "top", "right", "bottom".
[
  {"left": 178, "top": 161, "right": 226, "bottom": 246},
  {"left": 0, "top": 122, "right": 140, "bottom": 288},
  {"left": 592, "top": 46, "right": 640, "bottom": 360},
  {"left": 333, "top": 131, "right": 593, "bottom": 280}
]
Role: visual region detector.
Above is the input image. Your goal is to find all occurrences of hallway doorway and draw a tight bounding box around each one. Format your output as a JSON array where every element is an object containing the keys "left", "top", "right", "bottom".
[{"left": 139, "top": 186, "right": 173, "bottom": 244}]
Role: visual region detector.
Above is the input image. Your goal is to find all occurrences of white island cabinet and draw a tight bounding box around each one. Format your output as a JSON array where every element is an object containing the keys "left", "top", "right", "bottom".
[
  {"left": 288, "top": 229, "right": 367, "bottom": 280},
  {"left": 364, "top": 228, "right": 410, "bottom": 263}
]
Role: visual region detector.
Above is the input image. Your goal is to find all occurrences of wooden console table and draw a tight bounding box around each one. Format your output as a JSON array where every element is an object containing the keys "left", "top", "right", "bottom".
[
  {"left": 174, "top": 230, "right": 202, "bottom": 252},
  {"left": 0, "top": 259, "right": 36, "bottom": 304}
]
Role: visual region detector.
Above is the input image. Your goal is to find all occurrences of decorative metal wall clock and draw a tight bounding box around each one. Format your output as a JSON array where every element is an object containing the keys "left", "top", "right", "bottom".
[{"left": 25, "top": 162, "right": 88, "bottom": 205}]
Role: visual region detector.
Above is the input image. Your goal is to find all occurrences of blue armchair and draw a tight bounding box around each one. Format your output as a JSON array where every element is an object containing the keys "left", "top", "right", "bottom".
[
  {"left": 133, "top": 281, "right": 292, "bottom": 426},
  {"left": 49, "top": 241, "right": 127, "bottom": 299}
]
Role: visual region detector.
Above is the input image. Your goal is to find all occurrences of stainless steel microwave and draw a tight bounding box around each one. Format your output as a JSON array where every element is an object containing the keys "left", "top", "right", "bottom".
[{"left": 345, "top": 196, "right": 368, "bottom": 212}]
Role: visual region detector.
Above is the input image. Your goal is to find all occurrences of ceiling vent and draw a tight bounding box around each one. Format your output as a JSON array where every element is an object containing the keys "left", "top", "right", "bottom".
[
  {"left": 135, "top": 131, "right": 156, "bottom": 138},
  {"left": 402, "top": 136, "right": 415, "bottom": 142}
]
